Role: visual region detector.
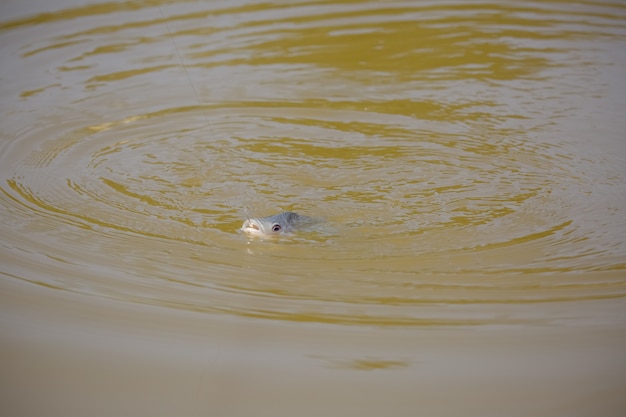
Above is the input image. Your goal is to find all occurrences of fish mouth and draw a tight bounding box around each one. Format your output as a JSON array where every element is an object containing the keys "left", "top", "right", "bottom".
[{"left": 241, "top": 220, "right": 262, "bottom": 235}]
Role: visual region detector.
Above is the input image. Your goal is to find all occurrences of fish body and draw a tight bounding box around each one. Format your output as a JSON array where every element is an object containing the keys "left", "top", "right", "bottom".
[{"left": 241, "top": 212, "right": 312, "bottom": 237}]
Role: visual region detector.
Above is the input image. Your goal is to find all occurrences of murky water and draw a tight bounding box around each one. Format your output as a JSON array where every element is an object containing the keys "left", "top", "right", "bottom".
[{"left": 2, "top": 1, "right": 626, "bottom": 416}]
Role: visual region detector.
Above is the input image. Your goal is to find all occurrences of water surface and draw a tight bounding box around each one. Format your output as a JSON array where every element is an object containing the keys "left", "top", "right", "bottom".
[{"left": 1, "top": 1, "right": 626, "bottom": 416}]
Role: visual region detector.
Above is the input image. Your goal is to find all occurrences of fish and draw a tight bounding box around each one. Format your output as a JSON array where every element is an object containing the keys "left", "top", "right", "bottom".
[{"left": 241, "top": 211, "right": 316, "bottom": 237}]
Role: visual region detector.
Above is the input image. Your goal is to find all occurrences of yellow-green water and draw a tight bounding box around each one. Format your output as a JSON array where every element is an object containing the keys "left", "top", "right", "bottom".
[{"left": 1, "top": 1, "right": 626, "bottom": 416}]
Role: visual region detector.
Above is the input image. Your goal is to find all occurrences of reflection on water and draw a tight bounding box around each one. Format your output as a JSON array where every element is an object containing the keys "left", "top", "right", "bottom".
[
  {"left": 1, "top": 0, "right": 626, "bottom": 415},
  {"left": 1, "top": 0, "right": 624, "bottom": 325}
]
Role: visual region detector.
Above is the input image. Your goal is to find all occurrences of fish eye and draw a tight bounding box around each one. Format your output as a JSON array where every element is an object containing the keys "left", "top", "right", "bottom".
[{"left": 272, "top": 224, "right": 281, "bottom": 232}]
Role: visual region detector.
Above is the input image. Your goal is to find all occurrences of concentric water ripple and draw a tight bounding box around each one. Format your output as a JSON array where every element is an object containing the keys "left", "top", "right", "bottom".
[{"left": 1, "top": 0, "right": 626, "bottom": 326}]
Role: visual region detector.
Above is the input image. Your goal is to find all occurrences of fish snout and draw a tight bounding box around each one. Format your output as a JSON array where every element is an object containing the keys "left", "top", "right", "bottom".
[{"left": 241, "top": 219, "right": 262, "bottom": 236}]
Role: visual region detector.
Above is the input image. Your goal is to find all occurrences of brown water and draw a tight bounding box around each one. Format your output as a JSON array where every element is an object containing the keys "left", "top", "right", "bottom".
[{"left": 1, "top": 0, "right": 626, "bottom": 416}]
